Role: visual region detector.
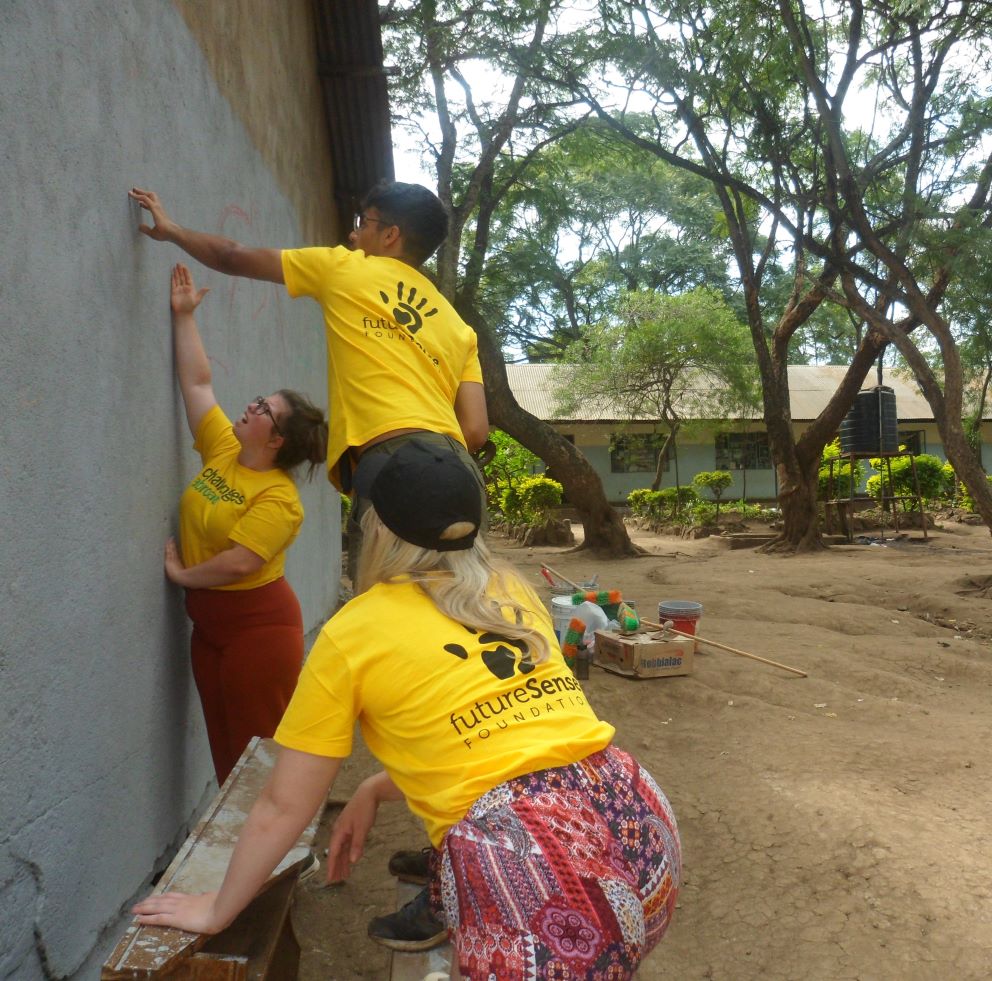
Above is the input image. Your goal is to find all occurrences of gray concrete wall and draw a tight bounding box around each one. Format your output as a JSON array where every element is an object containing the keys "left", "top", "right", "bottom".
[{"left": 0, "top": 4, "right": 340, "bottom": 977}]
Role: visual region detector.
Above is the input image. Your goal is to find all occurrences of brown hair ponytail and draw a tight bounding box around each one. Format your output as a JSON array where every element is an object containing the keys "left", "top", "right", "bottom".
[{"left": 274, "top": 389, "right": 328, "bottom": 481}]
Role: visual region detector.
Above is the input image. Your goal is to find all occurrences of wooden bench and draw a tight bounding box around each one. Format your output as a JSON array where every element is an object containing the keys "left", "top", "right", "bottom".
[{"left": 102, "top": 737, "right": 320, "bottom": 981}]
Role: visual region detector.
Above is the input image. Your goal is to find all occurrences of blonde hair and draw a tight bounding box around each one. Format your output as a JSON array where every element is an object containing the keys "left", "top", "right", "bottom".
[{"left": 356, "top": 508, "right": 552, "bottom": 663}]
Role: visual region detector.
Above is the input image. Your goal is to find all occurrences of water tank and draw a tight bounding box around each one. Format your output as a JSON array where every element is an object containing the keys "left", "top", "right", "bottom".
[{"left": 839, "top": 386, "right": 898, "bottom": 453}]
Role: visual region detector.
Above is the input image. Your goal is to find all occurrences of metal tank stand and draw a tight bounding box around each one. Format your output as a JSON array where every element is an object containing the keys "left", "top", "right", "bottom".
[{"left": 823, "top": 450, "right": 928, "bottom": 543}]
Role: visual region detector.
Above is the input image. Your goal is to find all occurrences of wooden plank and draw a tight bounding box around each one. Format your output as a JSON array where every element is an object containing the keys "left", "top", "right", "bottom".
[
  {"left": 102, "top": 738, "right": 318, "bottom": 980},
  {"left": 388, "top": 881, "right": 452, "bottom": 981},
  {"left": 196, "top": 874, "right": 301, "bottom": 980},
  {"left": 182, "top": 955, "right": 248, "bottom": 980}
]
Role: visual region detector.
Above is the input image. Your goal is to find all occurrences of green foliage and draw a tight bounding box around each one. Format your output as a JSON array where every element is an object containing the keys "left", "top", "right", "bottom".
[
  {"left": 662, "top": 485, "right": 700, "bottom": 513},
  {"left": 818, "top": 439, "right": 865, "bottom": 499},
  {"left": 627, "top": 486, "right": 699, "bottom": 520},
  {"left": 692, "top": 470, "right": 734, "bottom": 500},
  {"left": 631, "top": 485, "right": 773, "bottom": 525},
  {"left": 500, "top": 486, "right": 526, "bottom": 524},
  {"left": 484, "top": 430, "right": 543, "bottom": 517},
  {"left": 478, "top": 125, "right": 743, "bottom": 360},
  {"left": 722, "top": 499, "right": 773, "bottom": 521},
  {"left": 340, "top": 493, "right": 352, "bottom": 520},
  {"left": 692, "top": 470, "right": 733, "bottom": 520},
  {"left": 691, "top": 501, "right": 719, "bottom": 525},
  {"left": 865, "top": 453, "right": 948, "bottom": 506},
  {"left": 517, "top": 475, "right": 564, "bottom": 523},
  {"left": 501, "top": 474, "right": 564, "bottom": 525},
  {"left": 941, "top": 462, "right": 957, "bottom": 499},
  {"left": 627, "top": 488, "right": 661, "bottom": 518},
  {"left": 960, "top": 475, "right": 992, "bottom": 513}
]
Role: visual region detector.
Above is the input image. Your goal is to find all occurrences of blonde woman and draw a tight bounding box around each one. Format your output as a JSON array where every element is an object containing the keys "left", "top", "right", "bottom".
[{"left": 133, "top": 440, "right": 680, "bottom": 980}]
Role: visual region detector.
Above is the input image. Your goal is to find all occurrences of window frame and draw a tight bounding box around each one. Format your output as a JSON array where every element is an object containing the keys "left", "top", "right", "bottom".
[{"left": 714, "top": 430, "right": 772, "bottom": 470}]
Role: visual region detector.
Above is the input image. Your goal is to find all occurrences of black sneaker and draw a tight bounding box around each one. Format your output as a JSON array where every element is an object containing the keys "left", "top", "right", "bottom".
[
  {"left": 367, "top": 887, "right": 447, "bottom": 952},
  {"left": 387, "top": 846, "right": 432, "bottom": 886}
]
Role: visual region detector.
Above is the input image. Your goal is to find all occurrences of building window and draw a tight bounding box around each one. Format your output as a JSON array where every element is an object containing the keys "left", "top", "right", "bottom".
[
  {"left": 610, "top": 434, "right": 670, "bottom": 473},
  {"left": 898, "top": 430, "right": 925, "bottom": 455},
  {"left": 715, "top": 431, "right": 772, "bottom": 470}
]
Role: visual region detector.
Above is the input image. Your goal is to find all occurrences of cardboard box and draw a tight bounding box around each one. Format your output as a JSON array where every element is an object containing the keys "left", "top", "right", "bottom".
[{"left": 593, "top": 629, "right": 695, "bottom": 679}]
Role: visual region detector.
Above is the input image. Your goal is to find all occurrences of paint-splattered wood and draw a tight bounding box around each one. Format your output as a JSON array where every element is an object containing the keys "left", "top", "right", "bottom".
[
  {"left": 389, "top": 880, "right": 453, "bottom": 981},
  {"left": 102, "top": 738, "right": 319, "bottom": 980}
]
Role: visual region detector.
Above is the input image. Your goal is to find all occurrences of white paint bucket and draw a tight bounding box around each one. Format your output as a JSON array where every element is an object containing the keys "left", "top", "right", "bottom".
[{"left": 551, "top": 595, "right": 575, "bottom": 643}]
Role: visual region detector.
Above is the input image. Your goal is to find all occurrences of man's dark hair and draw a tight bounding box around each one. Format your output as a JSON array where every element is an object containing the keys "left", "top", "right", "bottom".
[{"left": 361, "top": 181, "right": 449, "bottom": 265}]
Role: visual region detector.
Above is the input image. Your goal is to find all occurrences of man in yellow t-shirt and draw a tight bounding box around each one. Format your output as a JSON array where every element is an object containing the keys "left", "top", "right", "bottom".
[{"left": 129, "top": 183, "right": 490, "bottom": 577}]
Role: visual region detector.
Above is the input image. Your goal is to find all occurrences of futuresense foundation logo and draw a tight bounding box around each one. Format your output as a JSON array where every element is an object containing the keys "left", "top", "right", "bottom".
[
  {"left": 378, "top": 282, "right": 438, "bottom": 334},
  {"left": 444, "top": 627, "right": 587, "bottom": 749},
  {"left": 362, "top": 282, "right": 443, "bottom": 367},
  {"left": 448, "top": 675, "right": 588, "bottom": 749}
]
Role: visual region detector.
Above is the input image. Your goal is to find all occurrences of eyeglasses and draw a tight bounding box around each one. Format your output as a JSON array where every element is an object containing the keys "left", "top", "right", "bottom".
[
  {"left": 353, "top": 212, "right": 391, "bottom": 231},
  {"left": 253, "top": 396, "right": 283, "bottom": 437}
]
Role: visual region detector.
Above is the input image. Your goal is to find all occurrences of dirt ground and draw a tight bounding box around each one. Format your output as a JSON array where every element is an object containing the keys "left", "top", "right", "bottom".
[{"left": 293, "top": 517, "right": 992, "bottom": 980}]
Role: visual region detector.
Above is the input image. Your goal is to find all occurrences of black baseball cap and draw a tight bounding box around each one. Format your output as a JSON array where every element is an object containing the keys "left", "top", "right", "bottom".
[{"left": 353, "top": 439, "right": 482, "bottom": 551}]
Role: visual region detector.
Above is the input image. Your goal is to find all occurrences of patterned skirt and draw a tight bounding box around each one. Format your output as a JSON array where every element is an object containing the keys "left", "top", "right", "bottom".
[{"left": 437, "top": 745, "right": 681, "bottom": 980}]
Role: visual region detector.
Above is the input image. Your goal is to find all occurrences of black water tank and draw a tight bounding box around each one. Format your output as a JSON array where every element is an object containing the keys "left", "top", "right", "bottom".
[{"left": 839, "top": 386, "right": 898, "bottom": 453}]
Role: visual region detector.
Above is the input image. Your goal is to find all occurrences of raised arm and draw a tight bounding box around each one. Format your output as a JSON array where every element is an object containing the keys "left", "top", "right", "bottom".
[
  {"left": 132, "top": 748, "right": 342, "bottom": 934},
  {"left": 130, "top": 188, "right": 284, "bottom": 284},
  {"left": 170, "top": 263, "right": 218, "bottom": 437}
]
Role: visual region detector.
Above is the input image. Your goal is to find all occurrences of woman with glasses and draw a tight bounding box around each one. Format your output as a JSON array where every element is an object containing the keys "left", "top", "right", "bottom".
[{"left": 165, "top": 262, "right": 328, "bottom": 784}]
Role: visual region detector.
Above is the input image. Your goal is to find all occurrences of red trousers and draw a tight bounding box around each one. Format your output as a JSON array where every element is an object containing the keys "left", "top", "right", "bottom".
[{"left": 185, "top": 578, "right": 304, "bottom": 784}]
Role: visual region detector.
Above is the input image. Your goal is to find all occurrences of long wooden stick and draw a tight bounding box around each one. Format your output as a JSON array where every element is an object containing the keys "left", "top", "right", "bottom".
[
  {"left": 640, "top": 617, "right": 808, "bottom": 678},
  {"left": 541, "top": 563, "right": 581, "bottom": 591}
]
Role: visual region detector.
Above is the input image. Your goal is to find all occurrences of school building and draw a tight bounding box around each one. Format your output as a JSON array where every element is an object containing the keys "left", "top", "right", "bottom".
[{"left": 506, "top": 364, "right": 992, "bottom": 504}]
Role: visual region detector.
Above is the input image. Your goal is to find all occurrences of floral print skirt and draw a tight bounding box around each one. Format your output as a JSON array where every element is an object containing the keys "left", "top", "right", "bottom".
[{"left": 438, "top": 745, "right": 681, "bottom": 980}]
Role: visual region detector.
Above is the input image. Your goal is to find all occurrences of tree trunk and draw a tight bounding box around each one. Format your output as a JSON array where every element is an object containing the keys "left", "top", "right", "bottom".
[
  {"left": 464, "top": 304, "right": 637, "bottom": 556},
  {"left": 756, "top": 324, "right": 888, "bottom": 553},
  {"left": 497, "top": 395, "right": 639, "bottom": 556},
  {"left": 937, "top": 420, "right": 992, "bottom": 534},
  {"left": 651, "top": 429, "right": 676, "bottom": 492},
  {"left": 761, "top": 450, "right": 825, "bottom": 553}
]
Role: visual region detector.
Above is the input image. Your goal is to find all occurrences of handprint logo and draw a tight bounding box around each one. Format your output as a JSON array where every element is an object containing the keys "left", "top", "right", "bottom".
[
  {"left": 380, "top": 281, "right": 438, "bottom": 335},
  {"left": 444, "top": 627, "right": 535, "bottom": 680}
]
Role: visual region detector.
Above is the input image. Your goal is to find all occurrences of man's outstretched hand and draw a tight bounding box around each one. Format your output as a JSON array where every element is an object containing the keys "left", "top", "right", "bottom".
[{"left": 130, "top": 187, "right": 177, "bottom": 242}]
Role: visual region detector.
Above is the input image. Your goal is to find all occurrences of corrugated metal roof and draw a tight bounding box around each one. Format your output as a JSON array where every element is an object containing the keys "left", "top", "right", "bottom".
[
  {"left": 506, "top": 364, "right": 961, "bottom": 423},
  {"left": 312, "top": 0, "right": 395, "bottom": 242}
]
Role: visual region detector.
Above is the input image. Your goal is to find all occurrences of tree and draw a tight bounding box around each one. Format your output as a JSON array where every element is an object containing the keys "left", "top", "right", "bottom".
[
  {"left": 382, "top": 0, "right": 638, "bottom": 554},
  {"left": 554, "top": 286, "right": 759, "bottom": 490},
  {"left": 542, "top": 0, "right": 992, "bottom": 548},
  {"left": 693, "top": 470, "right": 734, "bottom": 521},
  {"left": 484, "top": 126, "right": 741, "bottom": 361},
  {"left": 930, "top": 228, "right": 992, "bottom": 464}
]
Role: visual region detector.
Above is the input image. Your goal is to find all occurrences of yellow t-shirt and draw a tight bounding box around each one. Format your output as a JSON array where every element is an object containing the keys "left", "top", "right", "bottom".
[
  {"left": 281, "top": 246, "right": 484, "bottom": 489},
  {"left": 178, "top": 405, "right": 304, "bottom": 591},
  {"left": 275, "top": 577, "right": 615, "bottom": 846}
]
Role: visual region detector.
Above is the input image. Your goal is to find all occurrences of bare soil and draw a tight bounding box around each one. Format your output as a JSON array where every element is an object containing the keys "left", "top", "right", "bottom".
[{"left": 294, "top": 518, "right": 992, "bottom": 980}]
